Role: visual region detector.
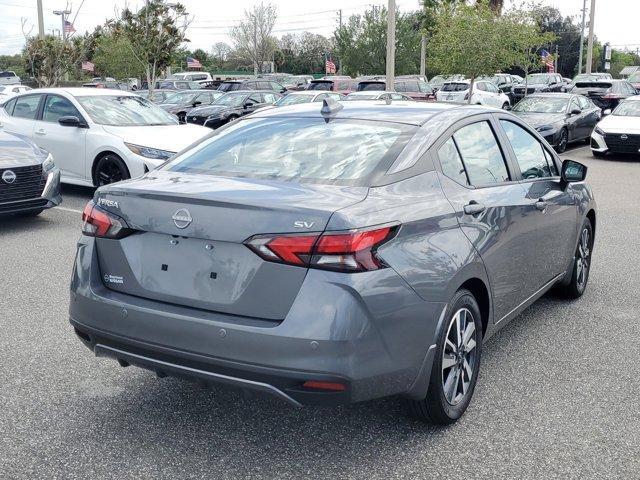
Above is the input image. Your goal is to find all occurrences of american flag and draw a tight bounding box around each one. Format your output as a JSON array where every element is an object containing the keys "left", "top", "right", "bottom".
[
  {"left": 81, "top": 61, "right": 95, "bottom": 72},
  {"left": 541, "top": 49, "right": 554, "bottom": 73},
  {"left": 63, "top": 20, "right": 75, "bottom": 34},
  {"left": 186, "top": 56, "right": 202, "bottom": 69},
  {"left": 325, "top": 59, "right": 336, "bottom": 74}
]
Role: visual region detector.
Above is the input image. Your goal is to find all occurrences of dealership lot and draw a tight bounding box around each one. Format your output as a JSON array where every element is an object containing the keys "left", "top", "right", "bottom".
[{"left": 1, "top": 145, "right": 638, "bottom": 479}]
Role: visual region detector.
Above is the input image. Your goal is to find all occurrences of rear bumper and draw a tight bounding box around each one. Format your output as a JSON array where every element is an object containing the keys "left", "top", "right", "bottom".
[{"left": 69, "top": 236, "right": 444, "bottom": 406}]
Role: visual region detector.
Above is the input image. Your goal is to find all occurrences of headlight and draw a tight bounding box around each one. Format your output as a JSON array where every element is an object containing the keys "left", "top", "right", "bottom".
[
  {"left": 206, "top": 113, "right": 224, "bottom": 120},
  {"left": 594, "top": 127, "right": 605, "bottom": 135},
  {"left": 125, "top": 142, "right": 174, "bottom": 160},
  {"left": 42, "top": 154, "right": 56, "bottom": 172}
]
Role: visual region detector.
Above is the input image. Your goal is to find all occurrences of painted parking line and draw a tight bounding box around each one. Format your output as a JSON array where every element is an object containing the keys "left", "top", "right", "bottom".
[{"left": 53, "top": 206, "right": 83, "bottom": 214}]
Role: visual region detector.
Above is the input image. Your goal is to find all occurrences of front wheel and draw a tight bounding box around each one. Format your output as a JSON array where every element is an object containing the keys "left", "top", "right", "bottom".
[
  {"left": 93, "top": 154, "right": 130, "bottom": 187},
  {"left": 501, "top": 102, "right": 510, "bottom": 110},
  {"left": 557, "top": 218, "right": 593, "bottom": 299},
  {"left": 406, "top": 289, "right": 483, "bottom": 424},
  {"left": 555, "top": 128, "right": 568, "bottom": 153}
]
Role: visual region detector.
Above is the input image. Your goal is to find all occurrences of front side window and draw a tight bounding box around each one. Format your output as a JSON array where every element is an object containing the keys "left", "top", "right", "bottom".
[
  {"left": 577, "top": 96, "right": 590, "bottom": 110},
  {"left": 453, "top": 121, "right": 509, "bottom": 185},
  {"left": 12, "top": 94, "right": 43, "bottom": 119},
  {"left": 76, "top": 95, "right": 178, "bottom": 126},
  {"left": 42, "top": 95, "right": 81, "bottom": 123},
  {"left": 438, "top": 137, "right": 468, "bottom": 185},
  {"left": 262, "top": 93, "right": 278, "bottom": 103},
  {"left": 569, "top": 98, "right": 581, "bottom": 112},
  {"left": 500, "top": 120, "right": 554, "bottom": 179},
  {"left": 164, "top": 118, "right": 415, "bottom": 185}
]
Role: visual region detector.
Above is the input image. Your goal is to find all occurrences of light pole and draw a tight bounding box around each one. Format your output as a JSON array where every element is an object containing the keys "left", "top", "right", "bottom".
[
  {"left": 37, "top": 0, "right": 45, "bottom": 39},
  {"left": 53, "top": 9, "right": 71, "bottom": 42},
  {"left": 585, "top": 0, "right": 596, "bottom": 74},
  {"left": 385, "top": 0, "right": 396, "bottom": 91},
  {"left": 578, "top": 0, "right": 587, "bottom": 74}
]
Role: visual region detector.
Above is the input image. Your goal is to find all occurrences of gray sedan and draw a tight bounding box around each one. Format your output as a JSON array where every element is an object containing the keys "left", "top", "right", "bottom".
[
  {"left": 70, "top": 100, "right": 596, "bottom": 424},
  {"left": 0, "top": 129, "right": 61, "bottom": 216}
]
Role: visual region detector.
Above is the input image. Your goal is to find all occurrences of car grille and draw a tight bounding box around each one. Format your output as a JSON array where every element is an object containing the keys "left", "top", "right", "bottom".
[
  {"left": 604, "top": 133, "right": 640, "bottom": 154},
  {"left": 0, "top": 164, "right": 45, "bottom": 203}
]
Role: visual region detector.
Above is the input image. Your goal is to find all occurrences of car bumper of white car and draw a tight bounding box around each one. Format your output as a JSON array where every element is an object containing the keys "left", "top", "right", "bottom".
[{"left": 590, "top": 131, "right": 608, "bottom": 153}]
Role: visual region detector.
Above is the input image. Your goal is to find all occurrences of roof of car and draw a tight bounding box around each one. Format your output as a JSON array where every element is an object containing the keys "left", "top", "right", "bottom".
[
  {"left": 13, "top": 87, "right": 139, "bottom": 97},
  {"left": 527, "top": 92, "right": 579, "bottom": 99},
  {"left": 251, "top": 100, "right": 486, "bottom": 126}
]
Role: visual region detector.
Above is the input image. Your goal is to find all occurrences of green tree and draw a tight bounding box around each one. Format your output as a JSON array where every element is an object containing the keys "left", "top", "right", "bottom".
[
  {"left": 23, "top": 35, "right": 82, "bottom": 86},
  {"left": 91, "top": 34, "right": 145, "bottom": 79},
  {"left": 111, "top": 0, "right": 189, "bottom": 91}
]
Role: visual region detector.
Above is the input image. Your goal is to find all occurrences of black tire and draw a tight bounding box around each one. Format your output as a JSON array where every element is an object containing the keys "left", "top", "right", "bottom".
[
  {"left": 93, "top": 154, "right": 130, "bottom": 187},
  {"left": 501, "top": 102, "right": 509, "bottom": 110},
  {"left": 406, "top": 289, "right": 483, "bottom": 424},
  {"left": 555, "top": 128, "right": 568, "bottom": 153},
  {"left": 557, "top": 218, "right": 593, "bottom": 299},
  {"left": 592, "top": 150, "right": 606, "bottom": 158}
]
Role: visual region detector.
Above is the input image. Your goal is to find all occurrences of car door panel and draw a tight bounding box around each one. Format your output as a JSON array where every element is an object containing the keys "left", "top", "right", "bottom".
[{"left": 3, "top": 93, "right": 44, "bottom": 143}]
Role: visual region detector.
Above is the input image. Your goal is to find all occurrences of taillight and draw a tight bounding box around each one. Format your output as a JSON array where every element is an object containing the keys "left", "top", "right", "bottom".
[
  {"left": 82, "top": 200, "right": 132, "bottom": 239},
  {"left": 602, "top": 93, "right": 621, "bottom": 100},
  {"left": 245, "top": 225, "right": 397, "bottom": 272}
]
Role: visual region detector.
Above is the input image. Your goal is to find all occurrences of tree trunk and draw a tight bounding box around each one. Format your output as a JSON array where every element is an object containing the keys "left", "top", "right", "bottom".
[{"left": 467, "top": 75, "right": 475, "bottom": 104}]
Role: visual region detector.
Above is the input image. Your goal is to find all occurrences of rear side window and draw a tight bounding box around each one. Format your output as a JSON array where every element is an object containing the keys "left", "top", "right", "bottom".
[
  {"left": 500, "top": 120, "right": 555, "bottom": 179},
  {"left": 452, "top": 121, "right": 509, "bottom": 185},
  {"left": 438, "top": 138, "right": 468, "bottom": 185},
  {"left": 3, "top": 97, "right": 17, "bottom": 115},
  {"left": 441, "top": 83, "right": 468, "bottom": 92},
  {"left": 12, "top": 94, "right": 43, "bottom": 119}
]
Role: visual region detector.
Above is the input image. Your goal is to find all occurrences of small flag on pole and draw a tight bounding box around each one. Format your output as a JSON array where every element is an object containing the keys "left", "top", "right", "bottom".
[
  {"left": 541, "top": 49, "right": 555, "bottom": 73},
  {"left": 63, "top": 20, "right": 75, "bottom": 34},
  {"left": 186, "top": 56, "right": 202, "bottom": 69},
  {"left": 325, "top": 58, "right": 336, "bottom": 74},
  {"left": 81, "top": 61, "right": 95, "bottom": 72}
]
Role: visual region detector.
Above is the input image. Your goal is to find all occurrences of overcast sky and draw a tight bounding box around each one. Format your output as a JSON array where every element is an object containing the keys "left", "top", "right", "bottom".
[{"left": 1, "top": 0, "right": 638, "bottom": 56}]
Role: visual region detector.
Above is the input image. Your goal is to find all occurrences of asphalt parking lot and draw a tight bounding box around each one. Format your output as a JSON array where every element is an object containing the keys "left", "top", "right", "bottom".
[{"left": 1, "top": 145, "right": 638, "bottom": 479}]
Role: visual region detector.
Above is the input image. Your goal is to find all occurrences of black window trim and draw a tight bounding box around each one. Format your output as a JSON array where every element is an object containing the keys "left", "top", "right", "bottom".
[
  {"left": 10, "top": 92, "right": 46, "bottom": 120},
  {"left": 40, "top": 93, "right": 86, "bottom": 124}
]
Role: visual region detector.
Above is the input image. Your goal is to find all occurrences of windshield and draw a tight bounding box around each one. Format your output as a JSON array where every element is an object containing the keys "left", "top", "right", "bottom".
[
  {"left": 76, "top": 95, "right": 178, "bottom": 126},
  {"left": 613, "top": 100, "right": 640, "bottom": 117},
  {"left": 164, "top": 118, "right": 415, "bottom": 185},
  {"left": 527, "top": 74, "right": 551, "bottom": 84},
  {"left": 307, "top": 81, "right": 333, "bottom": 91},
  {"left": 573, "top": 74, "right": 598, "bottom": 83},
  {"left": 275, "top": 94, "right": 315, "bottom": 106},
  {"left": 163, "top": 91, "right": 199, "bottom": 104},
  {"left": 347, "top": 94, "right": 379, "bottom": 100},
  {"left": 513, "top": 96, "right": 568, "bottom": 113},
  {"left": 213, "top": 92, "right": 247, "bottom": 107},
  {"left": 441, "top": 83, "right": 469, "bottom": 92},
  {"left": 218, "top": 82, "right": 242, "bottom": 92},
  {"left": 628, "top": 73, "right": 640, "bottom": 83}
]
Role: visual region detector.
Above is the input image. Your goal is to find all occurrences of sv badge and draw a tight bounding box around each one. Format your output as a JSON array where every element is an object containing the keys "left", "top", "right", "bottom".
[{"left": 293, "top": 221, "right": 315, "bottom": 229}]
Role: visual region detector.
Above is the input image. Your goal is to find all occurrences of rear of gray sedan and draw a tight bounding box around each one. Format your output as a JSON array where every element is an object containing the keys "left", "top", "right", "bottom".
[{"left": 69, "top": 101, "right": 460, "bottom": 407}]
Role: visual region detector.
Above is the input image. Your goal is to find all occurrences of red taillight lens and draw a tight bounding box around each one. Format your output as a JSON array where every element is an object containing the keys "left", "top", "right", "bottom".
[
  {"left": 302, "top": 381, "right": 347, "bottom": 392},
  {"left": 245, "top": 225, "right": 397, "bottom": 272},
  {"left": 82, "top": 200, "right": 132, "bottom": 239}
]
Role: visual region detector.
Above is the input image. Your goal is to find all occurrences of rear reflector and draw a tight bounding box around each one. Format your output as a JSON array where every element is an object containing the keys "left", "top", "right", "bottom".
[
  {"left": 82, "top": 200, "right": 133, "bottom": 239},
  {"left": 245, "top": 225, "right": 397, "bottom": 273},
  {"left": 302, "top": 381, "right": 347, "bottom": 392}
]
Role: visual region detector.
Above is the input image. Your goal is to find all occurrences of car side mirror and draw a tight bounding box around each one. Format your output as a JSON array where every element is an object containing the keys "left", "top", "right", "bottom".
[
  {"left": 58, "top": 115, "right": 86, "bottom": 128},
  {"left": 603, "top": 109, "right": 612, "bottom": 116},
  {"left": 243, "top": 102, "right": 254, "bottom": 109},
  {"left": 192, "top": 101, "right": 202, "bottom": 107},
  {"left": 570, "top": 108, "right": 582, "bottom": 115},
  {"left": 561, "top": 159, "right": 587, "bottom": 184}
]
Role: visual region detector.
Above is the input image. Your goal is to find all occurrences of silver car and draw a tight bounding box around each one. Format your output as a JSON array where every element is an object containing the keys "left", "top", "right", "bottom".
[
  {"left": 0, "top": 129, "right": 61, "bottom": 216},
  {"left": 70, "top": 100, "right": 596, "bottom": 424}
]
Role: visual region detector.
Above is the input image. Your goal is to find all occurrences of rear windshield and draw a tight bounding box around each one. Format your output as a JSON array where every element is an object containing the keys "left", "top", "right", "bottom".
[
  {"left": 357, "top": 82, "right": 385, "bottom": 91},
  {"left": 164, "top": 118, "right": 416, "bottom": 185},
  {"left": 441, "top": 83, "right": 468, "bottom": 92},
  {"left": 218, "top": 82, "right": 242, "bottom": 92},
  {"left": 307, "top": 81, "right": 333, "bottom": 91}
]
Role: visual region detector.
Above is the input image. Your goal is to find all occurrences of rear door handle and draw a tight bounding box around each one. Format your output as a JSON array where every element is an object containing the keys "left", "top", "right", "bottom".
[
  {"left": 35, "top": 129, "right": 46, "bottom": 136},
  {"left": 535, "top": 200, "right": 548, "bottom": 211},
  {"left": 464, "top": 201, "right": 486, "bottom": 215}
]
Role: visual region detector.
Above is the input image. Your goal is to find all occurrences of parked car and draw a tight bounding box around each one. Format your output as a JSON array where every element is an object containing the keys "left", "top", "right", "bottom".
[
  {"left": 197, "top": 79, "right": 224, "bottom": 90},
  {"left": 0, "top": 84, "right": 31, "bottom": 99},
  {"left": 0, "top": 88, "right": 211, "bottom": 187},
  {"left": 158, "top": 90, "right": 224, "bottom": 123},
  {"left": 591, "top": 96, "right": 640, "bottom": 157},
  {"left": 0, "top": 70, "right": 21, "bottom": 85},
  {"left": 170, "top": 71, "right": 213, "bottom": 82},
  {"left": 283, "top": 75, "right": 314, "bottom": 91},
  {"left": 627, "top": 72, "right": 640, "bottom": 91},
  {"left": 429, "top": 74, "right": 465, "bottom": 92},
  {"left": 82, "top": 80, "right": 130, "bottom": 90},
  {"left": 572, "top": 79, "right": 638, "bottom": 110},
  {"left": 569, "top": 73, "right": 613, "bottom": 92},
  {"left": 218, "top": 79, "right": 286, "bottom": 94},
  {"left": 511, "top": 93, "right": 601, "bottom": 153},
  {"left": 512, "top": 73, "right": 566, "bottom": 102},
  {"left": 271, "top": 91, "right": 344, "bottom": 106},
  {"left": 345, "top": 91, "right": 413, "bottom": 101},
  {"left": 0, "top": 130, "right": 61, "bottom": 216},
  {"left": 186, "top": 90, "right": 281, "bottom": 129},
  {"left": 155, "top": 79, "right": 202, "bottom": 90},
  {"left": 70, "top": 100, "right": 596, "bottom": 425},
  {"left": 511, "top": 74, "right": 524, "bottom": 85},
  {"left": 437, "top": 80, "right": 510, "bottom": 109},
  {"left": 307, "top": 77, "right": 355, "bottom": 94},
  {"left": 355, "top": 79, "right": 434, "bottom": 101},
  {"left": 136, "top": 89, "right": 175, "bottom": 104},
  {"left": 479, "top": 73, "right": 517, "bottom": 101}
]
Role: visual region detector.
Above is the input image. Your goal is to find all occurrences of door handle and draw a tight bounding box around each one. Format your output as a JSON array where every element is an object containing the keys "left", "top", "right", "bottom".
[
  {"left": 535, "top": 200, "right": 548, "bottom": 211},
  {"left": 464, "top": 201, "right": 486, "bottom": 215},
  {"left": 35, "top": 129, "right": 46, "bottom": 136}
]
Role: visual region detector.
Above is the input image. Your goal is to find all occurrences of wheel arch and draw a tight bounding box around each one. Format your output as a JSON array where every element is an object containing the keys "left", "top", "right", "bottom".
[
  {"left": 458, "top": 277, "right": 490, "bottom": 337},
  {"left": 91, "top": 150, "right": 129, "bottom": 187},
  {"left": 586, "top": 209, "right": 596, "bottom": 239}
]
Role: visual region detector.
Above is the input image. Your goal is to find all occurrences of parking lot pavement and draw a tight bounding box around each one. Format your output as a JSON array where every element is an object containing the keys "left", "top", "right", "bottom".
[{"left": 1, "top": 145, "right": 638, "bottom": 479}]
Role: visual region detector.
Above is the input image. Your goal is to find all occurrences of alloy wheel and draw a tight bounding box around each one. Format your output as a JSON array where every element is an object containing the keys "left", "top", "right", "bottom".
[
  {"left": 442, "top": 308, "right": 477, "bottom": 406},
  {"left": 97, "top": 157, "right": 127, "bottom": 186},
  {"left": 558, "top": 130, "right": 568, "bottom": 153},
  {"left": 576, "top": 227, "right": 591, "bottom": 289}
]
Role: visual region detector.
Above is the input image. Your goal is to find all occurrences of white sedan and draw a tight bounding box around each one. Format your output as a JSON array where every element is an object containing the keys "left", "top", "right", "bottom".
[
  {"left": 345, "top": 91, "right": 413, "bottom": 101},
  {"left": 0, "top": 84, "right": 32, "bottom": 99},
  {"left": 0, "top": 88, "right": 211, "bottom": 186},
  {"left": 591, "top": 96, "right": 640, "bottom": 157},
  {"left": 436, "top": 80, "right": 510, "bottom": 109}
]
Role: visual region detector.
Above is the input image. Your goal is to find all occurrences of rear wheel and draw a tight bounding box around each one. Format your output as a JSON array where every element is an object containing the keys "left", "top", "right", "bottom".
[
  {"left": 406, "top": 289, "right": 483, "bottom": 424},
  {"left": 556, "top": 128, "right": 568, "bottom": 153},
  {"left": 93, "top": 154, "right": 130, "bottom": 187},
  {"left": 501, "top": 102, "right": 509, "bottom": 110},
  {"left": 558, "top": 218, "right": 593, "bottom": 299}
]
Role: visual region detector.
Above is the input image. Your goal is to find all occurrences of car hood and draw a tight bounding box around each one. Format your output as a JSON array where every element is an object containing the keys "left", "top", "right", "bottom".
[
  {"left": 101, "top": 124, "right": 211, "bottom": 152},
  {"left": 0, "top": 129, "right": 47, "bottom": 167},
  {"left": 189, "top": 105, "right": 232, "bottom": 117},
  {"left": 513, "top": 112, "right": 565, "bottom": 128},
  {"left": 598, "top": 115, "right": 640, "bottom": 134}
]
